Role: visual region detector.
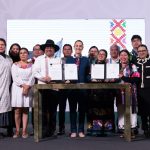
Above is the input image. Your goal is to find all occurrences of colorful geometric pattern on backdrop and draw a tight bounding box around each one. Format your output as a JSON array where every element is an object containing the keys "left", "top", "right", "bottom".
[{"left": 110, "top": 19, "right": 126, "bottom": 49}]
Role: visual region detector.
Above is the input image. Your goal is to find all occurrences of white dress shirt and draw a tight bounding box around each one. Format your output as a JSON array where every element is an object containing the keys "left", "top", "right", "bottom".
[{"left": 33, "top": 54, "right": 61, "bottom": 84}]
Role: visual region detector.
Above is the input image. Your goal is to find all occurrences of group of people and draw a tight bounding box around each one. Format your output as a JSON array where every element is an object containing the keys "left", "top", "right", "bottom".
[{"left": 0, "top": 34, "right": 150, "bottom": 140}]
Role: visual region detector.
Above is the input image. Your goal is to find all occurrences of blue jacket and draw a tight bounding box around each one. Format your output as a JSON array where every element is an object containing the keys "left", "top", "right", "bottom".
[{"left": 65, "top": 56, "right": 90, "bottom": 83}]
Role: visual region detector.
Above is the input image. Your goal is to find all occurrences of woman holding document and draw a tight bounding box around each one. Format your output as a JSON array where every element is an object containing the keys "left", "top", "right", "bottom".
[
  {"left": 33, "top": 39, "right": 60, "bottom": 137},
  {"left": 118, "top": 49, "right": 140, "bottom": 139},
  {"left": 89, "top": 49, "right": 115, "bottom": 136}
]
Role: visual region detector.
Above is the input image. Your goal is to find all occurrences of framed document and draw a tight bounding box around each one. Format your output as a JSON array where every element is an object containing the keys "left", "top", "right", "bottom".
[
  {"left": 91, "top": 64, "right": 105, "bottom": 79},
  {"left": 49, "top": 64, "right": 62, "bottom": 80},
  {"left": 64, "top": 64, "right": 78, "bottom": 80},
  {"left": 106, "top": 64, "right": 119, "bottom": 79}
]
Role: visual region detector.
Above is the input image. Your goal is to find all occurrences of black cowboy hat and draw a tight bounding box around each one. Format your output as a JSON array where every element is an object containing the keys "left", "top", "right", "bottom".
[{"left": 40, "top": 39, "right": 59, "bottom": 52}]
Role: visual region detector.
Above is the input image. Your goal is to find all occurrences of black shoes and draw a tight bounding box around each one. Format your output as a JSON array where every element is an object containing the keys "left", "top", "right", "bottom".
[
  {"left": 57, "top": 128, "right": 65, "bottom": 135},
  {"left": 7, "top": 127, "right": 14, "bottom": 137},
  {"left": 134, "top": 127, "right": 139, "bottom": 135},
  {"left": 119, "top": 129, "right": 136, "bottom": 139},
  {"left": 131, "top": 129, "right": 136, "bottom": 139},
  {"left": 144, "top": 130, "right": 150, "bottom": 138}
]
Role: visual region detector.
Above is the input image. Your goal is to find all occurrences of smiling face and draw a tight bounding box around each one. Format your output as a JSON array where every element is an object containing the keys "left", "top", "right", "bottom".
[
  {"left": 97, "top": 50, "right": 107, "bottom": 61},
  {"left": 137, "top": 45, "right": 148, "bottom": 59},
  {"left": 44, "top": 46, "right": 55, "bottom": 57},
  {"left": 74, "top": 41, "right": 83, "bottom": 56},
  {"left": 119, "top": 51, "right": 129, "bottom": 64}
]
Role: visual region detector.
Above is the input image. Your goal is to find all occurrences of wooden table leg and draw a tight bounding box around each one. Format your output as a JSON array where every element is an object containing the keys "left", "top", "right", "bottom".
[
  {"left": 124, "top": 85, "right": 131, "bottom": 142},
  {"left": 38, "top": 90, "right": 43, "bottom": 140},
  {"left": 34, "top": 87, "right": 39, "bottom": 142}
]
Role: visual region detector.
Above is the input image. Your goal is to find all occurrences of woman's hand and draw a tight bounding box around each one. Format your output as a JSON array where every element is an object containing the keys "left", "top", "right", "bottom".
[
  {"left": 22, "top": 84, "right": 30, "bottom": 89},
  {"left": 22, "top": 84, "right": 30, "bottom": 96}
]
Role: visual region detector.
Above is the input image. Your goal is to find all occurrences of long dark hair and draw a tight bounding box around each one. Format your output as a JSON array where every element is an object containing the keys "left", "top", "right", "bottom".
[
  {"left": 119, "top": 49, "right": 133, "bottom": 72},
  {"left": 9, "top": 43, "right": 21, "bottom": 62},
  {"left": 96, "top": 49, "right": 108, "bottom": 64}
]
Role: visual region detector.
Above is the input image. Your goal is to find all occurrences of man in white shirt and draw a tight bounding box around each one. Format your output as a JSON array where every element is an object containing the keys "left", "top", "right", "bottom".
[
  {"left": 28, "top": 44, "right": 44, "bottom": 64},
  {"left": 107, "top": 44, "right": 120, "bottom": 132},
  {"left": 33, "top": 39, "right": 60, "bottom": 137},
  {"left": 107, "top": 44, "right": 120, "bottom": 64}
]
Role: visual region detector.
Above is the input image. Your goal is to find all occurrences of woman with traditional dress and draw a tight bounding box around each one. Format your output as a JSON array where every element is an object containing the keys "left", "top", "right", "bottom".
[
  {"left": 118, "top": 49, "right": 140, "bottom": 139},
  {"left": 88, "top": 49, "right": 115, "bottom": 136},
  {"left": 11, "top": 48, "right": 34, "bottom": 138}
]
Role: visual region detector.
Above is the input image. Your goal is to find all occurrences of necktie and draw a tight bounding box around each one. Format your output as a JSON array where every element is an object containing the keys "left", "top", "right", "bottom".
[
  {"left": 76, "top": 57, "right": 80, "bottom": 70},
  {"left": 62, "top": 57, "right": 66, "bottom": 81}
]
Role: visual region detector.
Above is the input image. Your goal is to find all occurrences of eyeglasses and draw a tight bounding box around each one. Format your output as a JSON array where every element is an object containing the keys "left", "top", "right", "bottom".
[
  {"left": 64, "top": 48, "right": 72, "bottom": 50},
  {"left": 33, "top": 48, "right": 40, "bottom": 51},
  {"left": 137, "top": 50, "right": 147, "bottom": 53},
  {"left": 99, "top": 53, "right": 106, "bottom": 56}
]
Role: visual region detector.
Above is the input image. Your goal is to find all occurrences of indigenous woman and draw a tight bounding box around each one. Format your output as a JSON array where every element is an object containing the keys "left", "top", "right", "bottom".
[
  {"left": 118, "top": 49, "right": 140, "bottom": 138},
  {"left": 11, "top": 48, "right": 34, "bottom": 138},
  {"left": 88, "top": 49, "right": 115, "bottom": 135}
]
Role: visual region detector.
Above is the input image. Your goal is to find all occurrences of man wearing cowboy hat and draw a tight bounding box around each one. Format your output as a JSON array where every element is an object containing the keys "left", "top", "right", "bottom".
[{"left": 33, "top": 39, "right": 60, "bottom": 137}]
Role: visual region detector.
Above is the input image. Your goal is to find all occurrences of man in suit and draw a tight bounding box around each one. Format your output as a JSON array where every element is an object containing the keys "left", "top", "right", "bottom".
[
  {"left": 69, "top": 40, "right": 90, "bottom": 138},
  {"left": 57, "top": 44, "right": 75, "bottom": 135}
]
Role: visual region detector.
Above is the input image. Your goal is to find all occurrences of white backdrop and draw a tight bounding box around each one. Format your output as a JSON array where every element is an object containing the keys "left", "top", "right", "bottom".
[{"left": 7, "top": 19, "right": 145, "bottom": 56}]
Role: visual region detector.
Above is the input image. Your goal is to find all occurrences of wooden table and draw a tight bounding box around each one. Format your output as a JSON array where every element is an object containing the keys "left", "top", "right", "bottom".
[{"left": 34, "top": 83, "right": 131, "bottom": 142}]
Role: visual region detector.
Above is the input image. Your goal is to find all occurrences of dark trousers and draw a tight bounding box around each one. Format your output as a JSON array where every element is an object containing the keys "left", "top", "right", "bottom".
[
  {"left": 0, "top": 111, "right": 13, "bottom": 136},
  {"left": 141, "top": 115, "right": 150, "bottom": 130},
  {"left": 58, "top": 90, "right": 70, "bottom": 130},
  {"left": 68, "top": 90, "right": 87, "bottom": 133},
  {"left": 41, "top": 89, "right": 59, "bottom": 136}
]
